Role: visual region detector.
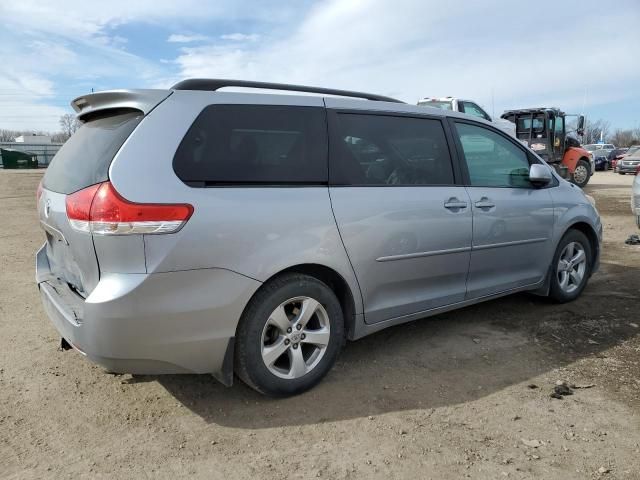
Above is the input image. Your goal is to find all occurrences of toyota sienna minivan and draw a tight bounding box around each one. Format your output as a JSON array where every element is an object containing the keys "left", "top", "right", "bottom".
[{"left": 36, "top": 79, "right": 602, "bottom": 396}]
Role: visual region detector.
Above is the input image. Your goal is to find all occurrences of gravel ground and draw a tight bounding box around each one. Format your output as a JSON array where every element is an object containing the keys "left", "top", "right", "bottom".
[{"left": 1, "top": 170, "right": 639, "bottom": 479}]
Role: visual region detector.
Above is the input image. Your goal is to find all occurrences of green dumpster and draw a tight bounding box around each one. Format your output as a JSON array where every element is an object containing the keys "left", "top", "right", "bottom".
[{"left": 0, "top": 148, "right": 39, "bottom": 169}]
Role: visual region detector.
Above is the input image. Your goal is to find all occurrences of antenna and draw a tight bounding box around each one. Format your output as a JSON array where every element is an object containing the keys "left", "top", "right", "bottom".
[{"left": 491, "top": 88, "right": 495, "bottom": 118}]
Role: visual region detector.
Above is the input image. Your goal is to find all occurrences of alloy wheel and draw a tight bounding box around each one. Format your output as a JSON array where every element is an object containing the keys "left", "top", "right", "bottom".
[
  {"left": 556, "top": 241, "right": 587, "bottom": 293},
  {"left": 260, "top": 296, "right": 330, "bottom": 379}
]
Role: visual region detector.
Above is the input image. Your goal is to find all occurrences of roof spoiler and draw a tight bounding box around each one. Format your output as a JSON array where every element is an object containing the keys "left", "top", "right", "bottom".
[{"left": 71, "top": 89, "right": 172, "bottom": 121}]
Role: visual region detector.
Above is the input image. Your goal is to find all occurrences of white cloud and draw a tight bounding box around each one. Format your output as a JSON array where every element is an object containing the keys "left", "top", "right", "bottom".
[
  {"left": 172, "top": 0, "right": 640, "bottom": 119},
  {"left": 0, "top": 0, "right": 309, "bottom": 130},
  {"left": 1, "top": 0, "right": 638, "bottom": 131},
  {"left": 168, "top": 34, "right": 210, "bottom": 43},
  {"left": 220, "top": 33, "right": 260, "bottom": 42}
]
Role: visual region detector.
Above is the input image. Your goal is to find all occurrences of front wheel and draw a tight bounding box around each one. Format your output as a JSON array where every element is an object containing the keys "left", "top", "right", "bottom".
[
  {"left": 571, "top": 159, "right": 590, "bottom": 188},
  {"left": 234, "top": 273, "right": 344, "bottom": 397},
  {"left": 548, "top": 230, "right": 592, "bottom": 303}
]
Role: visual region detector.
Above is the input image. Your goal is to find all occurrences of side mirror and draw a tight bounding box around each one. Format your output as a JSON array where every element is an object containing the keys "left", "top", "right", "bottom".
[
  {"left": 577, "top": 115, "right": 585, "bottom": 136},
  {"left": 529, "top": 164, "right": 552, "bottom": 185}
]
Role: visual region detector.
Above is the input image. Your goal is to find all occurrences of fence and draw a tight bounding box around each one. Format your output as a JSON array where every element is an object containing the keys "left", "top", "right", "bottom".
[{"left": 0, "top": 142, "right": 63, "bottom": 167}]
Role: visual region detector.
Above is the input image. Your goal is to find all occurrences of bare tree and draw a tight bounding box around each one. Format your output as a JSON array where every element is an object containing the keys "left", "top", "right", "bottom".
[
  {"left": 582, "top": 118, "right": 611, "bottom": 144},
  {"left": 583, "top": 119, "right": 611, "bottom": 143},
  {"left": 610, "top": 129, "right": 638, "bottom": 148},
  {"left": 58, "top": 114, "right": 80, "bottom": 141}
]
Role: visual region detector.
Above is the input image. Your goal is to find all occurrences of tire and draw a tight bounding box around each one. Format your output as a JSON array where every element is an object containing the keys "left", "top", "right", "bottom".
[
  {"left": 619, "top": 172, "right": 625, "bottom": 175},
  {"left": 234, "top": 273, "right": 344, "bottom": 397},
  {"left": 548, "top": 230, "right": 592, "bottom": 303},
  {"left": 571, "top": 159, "right": 590, "bottom": 188}
]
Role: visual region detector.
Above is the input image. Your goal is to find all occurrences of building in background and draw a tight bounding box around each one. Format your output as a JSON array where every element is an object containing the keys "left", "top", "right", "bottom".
[{"left": 0, "top": 134, "right": 62, "bottom": 167}]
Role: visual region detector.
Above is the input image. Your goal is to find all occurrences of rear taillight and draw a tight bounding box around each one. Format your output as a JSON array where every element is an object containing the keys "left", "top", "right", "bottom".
[{"left": 66, "top": 181, "right": 193, "bottom": 235}]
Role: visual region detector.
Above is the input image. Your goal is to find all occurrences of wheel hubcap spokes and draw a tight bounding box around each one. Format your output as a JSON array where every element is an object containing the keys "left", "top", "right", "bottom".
[
  {"left": 557, "top": 242, "right": 587, "bottom": 293},
  {"left": 261, "top": 296, "right": 330, "bottom": 379},
  {"left": 574, "top": 166, "right": 588, "bottom": 184}
]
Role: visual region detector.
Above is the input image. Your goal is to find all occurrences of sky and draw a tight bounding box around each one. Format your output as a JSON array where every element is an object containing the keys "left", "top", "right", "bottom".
[{"left": 0, "top": 0, "right": 638, "bottom": 133}]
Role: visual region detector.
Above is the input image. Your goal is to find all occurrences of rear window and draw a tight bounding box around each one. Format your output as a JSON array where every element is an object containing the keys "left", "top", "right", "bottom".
[
  {"left": 516, "top": 115, "right": 545, "bottom": 134},
  {"left": 173, "top": 105, "right": 327, "bottom": 186},
  {"left": 43, "top": 110, "right": 142, "bottom": 194}
]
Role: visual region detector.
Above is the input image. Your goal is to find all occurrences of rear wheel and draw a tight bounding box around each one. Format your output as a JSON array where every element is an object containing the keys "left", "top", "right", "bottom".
[
  {"left": 571, "top": 159, "right": 590, "bottom": 188},
  {"left": 234, "top": 273, "right": 344, "bottom": 396},
  {"left": 548, "top": 230, "right": 592, "bottom": 303}
]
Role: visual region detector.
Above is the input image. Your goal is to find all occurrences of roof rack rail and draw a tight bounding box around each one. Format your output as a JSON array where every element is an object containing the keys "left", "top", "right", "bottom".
[{"left": 170, "top": 78, "right": 404, "bottom": 103}]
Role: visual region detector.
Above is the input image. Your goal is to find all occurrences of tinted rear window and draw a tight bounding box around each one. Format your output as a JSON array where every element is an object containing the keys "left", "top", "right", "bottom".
[
  {"left": 43, "top": 110, "right": 142, "bottom": 194},
  {"left": 329, "top": 113, "right": 454, "bottom": 186},
  {"left": 173, "top": 105, "right": 327, "bottom": 186}
]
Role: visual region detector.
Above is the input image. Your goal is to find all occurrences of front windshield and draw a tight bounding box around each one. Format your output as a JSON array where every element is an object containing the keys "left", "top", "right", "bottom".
[{"left": 417, "top": 100, "right": 453, "bottom": 110}]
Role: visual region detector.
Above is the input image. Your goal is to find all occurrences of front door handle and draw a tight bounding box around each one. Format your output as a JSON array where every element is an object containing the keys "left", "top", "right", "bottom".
[
  {"left": 444, "top": 198, "right": 468, "bottom": 210},
  {"left": 474, "top": 197, "right": 495, "bottom": 209}
]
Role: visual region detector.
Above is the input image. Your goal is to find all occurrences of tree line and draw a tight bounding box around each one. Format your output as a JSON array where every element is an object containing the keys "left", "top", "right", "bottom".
[
  {"left": 582, "top": 118, "right": 640, "bottom": 147},
  {"left": 0, "top": 114, "right": 80, "bottom": 143}
]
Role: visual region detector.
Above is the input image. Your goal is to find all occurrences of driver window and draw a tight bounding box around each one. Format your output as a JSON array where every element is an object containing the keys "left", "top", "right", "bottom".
[
  {"left": 330, "top": 114, "right": 454, "bottom": 186},
  {"left": 455, "top": 122, "right": 531, "bottom": 188}
]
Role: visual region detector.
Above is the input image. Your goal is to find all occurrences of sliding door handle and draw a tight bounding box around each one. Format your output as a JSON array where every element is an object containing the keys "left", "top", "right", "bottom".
[
  {"left": 444, "top": 198, "right": 468, "bottom": 210},
  {"left": 474, "top": 197, "right": 495, "bottom": 209}
]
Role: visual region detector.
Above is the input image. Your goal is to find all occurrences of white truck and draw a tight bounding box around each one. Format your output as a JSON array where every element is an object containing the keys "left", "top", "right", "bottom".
[{"left": 417, "top": 97, "right": 516, "bottom": 137}]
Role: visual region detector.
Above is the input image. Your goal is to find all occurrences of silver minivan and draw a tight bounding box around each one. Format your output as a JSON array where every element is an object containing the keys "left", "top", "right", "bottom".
[{"left": 36, "top": 79, "right": 602, "bottom": 396}]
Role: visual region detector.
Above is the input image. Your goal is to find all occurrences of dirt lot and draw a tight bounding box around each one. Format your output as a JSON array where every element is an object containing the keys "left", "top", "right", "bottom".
[{"left": 1, "top": 170, "right": 639, "bottom": 479}]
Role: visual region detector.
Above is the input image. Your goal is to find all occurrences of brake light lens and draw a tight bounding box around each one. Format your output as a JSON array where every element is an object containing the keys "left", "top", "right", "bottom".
[{"left": 66, "top": 182, "right": 193, "bottom": 235}]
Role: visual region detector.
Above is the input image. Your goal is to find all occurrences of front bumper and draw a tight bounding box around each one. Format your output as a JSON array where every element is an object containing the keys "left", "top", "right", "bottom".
[{"left": 36, "top": 245, "right": 260, "bottom": 381}]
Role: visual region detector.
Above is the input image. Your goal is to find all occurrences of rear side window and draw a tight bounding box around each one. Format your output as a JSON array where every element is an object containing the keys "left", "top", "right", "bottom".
[
  {"left": 173, "top": 105, "right": 327, "bottom": 185},
  {"left": 330, "top": 113, "right": 454, "bottom": 186},
  {"left": 43, "top": 110, "right": 142, "bottom": 194}
]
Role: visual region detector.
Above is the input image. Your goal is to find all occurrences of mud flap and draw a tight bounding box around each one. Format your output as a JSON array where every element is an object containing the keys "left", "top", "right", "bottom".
[
  {"left": 60, "top": 337, "right": 73, "bottom": 351},
  {"left": 530, "top": 264, "right": 553, "bottom": 297},
  {"left": 211, "top": 337, "right": 234, "bottom": 387}
]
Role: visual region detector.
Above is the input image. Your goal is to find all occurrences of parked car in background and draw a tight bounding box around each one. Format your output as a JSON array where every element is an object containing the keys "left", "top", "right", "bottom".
[
  {"left": 616, "top": 148, "right": 640, "bottom": 174},
  {"left": 583, "top": 143, "right": 616, "bottom": 156},
  {"left": 417, "top": 97, "right": 516, "bottom": 137},
  {"left": 633, "top": 170, "right": 640, "bottom": 228},
  {"left": 36, "top": 79, "right": 602, "bottom": 396},
  {"left": 593, "top": 150, "right": 610, "bottom": 171},
  {"left": 608, "top": 147, "right": 628, "bottom": 170}
]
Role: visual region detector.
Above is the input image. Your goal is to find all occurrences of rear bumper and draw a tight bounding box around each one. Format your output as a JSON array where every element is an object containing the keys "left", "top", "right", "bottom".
[{"left": 36, "top": 245, "right": 260, "bottom": 379}]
